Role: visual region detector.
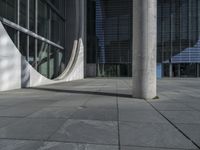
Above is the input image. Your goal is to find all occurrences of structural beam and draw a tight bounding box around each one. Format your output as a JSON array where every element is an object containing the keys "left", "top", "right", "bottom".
[{"left": 132, "top": 0, "right": 157, "bottom": 99}]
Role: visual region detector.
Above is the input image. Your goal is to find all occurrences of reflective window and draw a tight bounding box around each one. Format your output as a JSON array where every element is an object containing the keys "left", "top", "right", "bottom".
[
  {"left": 38, "top": 0, "right": 50, "bottom": 39},
  {"left": 51, "top": 12, "right": 64, "bottom": 45},
  {"left": 50, "top": 0, "right": 65, "bottom": 14},
  {"left": 0, "top": 0, "right": 66, "bottom": 79},
  {"left": 0, "top": 0, "right": 17, "bottom": 23},
  {"left": 20, "top": 0, "right": 27, "bottom": 28},
  {"left": 37, "top": 41, "right": 49, "bottom": 78},
  {"left": 20, "top": 33, "right": 28, "bottom": 59},
  {"left": 29, "top": 0, "right": 35, "bottom": 32},
  {"left": 49, "top": 46, "right": 64, "bottom": 79},
  {"left": 158, "top": 0, "right": 200, "bottom": 77},
  {"left": 29, "top": 37, "right": 36, "bottom": 67},
  {"left": 87, "top": 0, "right": 132, "bottom": 77},
  {"left": 4, "top": 25, "right": 18, "bottom": 46}
]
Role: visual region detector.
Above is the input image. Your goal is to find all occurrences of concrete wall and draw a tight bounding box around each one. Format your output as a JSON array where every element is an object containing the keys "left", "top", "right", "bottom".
[{"left": 0, "top": 0, "right": 86, "bottom": 91}]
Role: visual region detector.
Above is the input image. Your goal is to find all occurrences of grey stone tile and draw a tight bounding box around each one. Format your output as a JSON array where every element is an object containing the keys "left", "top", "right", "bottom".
[
  {"left": 85, "top": 97, "right": 116, "bottom": 109},
  {"left": 28, "top": 107, "right": 77, "bottom": 119},
  {"left": 176, "top": 123, "right": 200, "bottom": 146},
  {"left": 38, "top": 142, "right": 85, "bottom": 150},
  {"left": 0, "top": 117, "right": 19, "bottom": 128},
  {"left": 121, "top": 146, "right": 198, "bottom": 150},
  {"left": 150, "top": 102, "right": 192, "bottom": 111},
  {"left": 0, "top": 118, "right": 66, "bottom": 140},
  {"left": 161, "top": 111, "right": 200, "bottom": 124},
  {"left": 0, "top": 105, "right": 44, "bottom": 117},
  {"left": 38, "top": 142, "right": 118, "bottom": 150},
  {"left": 50, "top": 119, "right": 118, "bottom": 145},
  {"left": 186, "top": 103, "right": 200, "bottom": 111},
  {"left": 70, "top": 107, "right": 117, "bottom": 121},
  {"left": 0, "top": 106, "right": 9, "bottom": 111},
  {"left": 0, "top": 99, "right": 26, "bottom": 106},
  {"left": 50, "top": 99, "right": 88, "bottom": 108},
  {"left": 0, "top": 140, "right": 43, "bottom": 150},
  {"left": 118, "top": 100, "right": 155, "bottom": 111},
  {"left": 119, "top": 110, "right": 168, "bottom": 123},
  {"left": 120, "top": 122, "right": 197, "bottom": 149},
  {"left": 84, "top": 144, "right": 118, "bottom": 150},
  {"left": 18, "top": 100, "right": 55, "bottom": 107}
]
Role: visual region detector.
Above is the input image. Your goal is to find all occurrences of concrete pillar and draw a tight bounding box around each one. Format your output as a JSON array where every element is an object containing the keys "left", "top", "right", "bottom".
[{"left": 132, "top": 0, "right": 157, "bottom": 99}]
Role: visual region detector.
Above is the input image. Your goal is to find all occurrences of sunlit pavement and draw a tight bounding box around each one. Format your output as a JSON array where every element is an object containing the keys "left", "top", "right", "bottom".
[{"left": 0, "top": 78, "right": 199, "bottom": 150}]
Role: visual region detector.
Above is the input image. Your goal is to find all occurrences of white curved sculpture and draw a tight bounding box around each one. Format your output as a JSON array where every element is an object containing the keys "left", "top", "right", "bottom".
[{"left": 0, "top": 0, "right": 85, "bottom": 91}]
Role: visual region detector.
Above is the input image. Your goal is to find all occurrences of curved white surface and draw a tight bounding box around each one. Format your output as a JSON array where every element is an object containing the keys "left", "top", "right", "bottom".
[{"left": 0, "top": 0, "right": 85, "bottom": 91}]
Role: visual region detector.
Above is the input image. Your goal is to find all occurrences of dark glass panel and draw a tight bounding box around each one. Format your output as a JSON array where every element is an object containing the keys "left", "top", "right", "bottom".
[
  {"left": 20, "top": 0, "right": 27, "bottom": 28},
  {"left": 49, "top": 46, "right": 64, "bottom": 79},
  {"left": 29, "top": 0, "right": 35, "bottom": 32},
  {"left": 51, "top": 12, "right": 64, "bottom": 46},
  {"left": 87, "top": 0, "right": 132, "bottom": 77},
  {"left": 29, "top": 36, "right": 36, "bottom": 68},
  {"left": 19, "top": 32, "right": 27, "bottom": 59},
  {"left": 180, "top": 63, "right": 197, "bottom": 77},
  {"left": 38, "top": 0, "right": 50, "bottom": 39},
  {"left": 49, "top": 0, "right": 65, "bottom": 14},
  {"left": 37, "top": 41, "right": 49, "bottom": 78},
  {"left": 0, "top": 0, "right": 17, "bottom": 23},
  {"left": 4, "top": 25, "right": 18, "bottom": 46}
]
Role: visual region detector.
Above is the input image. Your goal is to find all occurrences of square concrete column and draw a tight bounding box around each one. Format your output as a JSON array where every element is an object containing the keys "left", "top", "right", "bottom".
[{"left": 132, "top": 0, "right": 157, "bottom": 99}]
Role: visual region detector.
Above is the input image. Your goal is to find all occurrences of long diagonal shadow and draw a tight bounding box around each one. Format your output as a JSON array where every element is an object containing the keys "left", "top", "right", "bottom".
[{"left": 29, "top": 87, "right": 132, "bottom": 98}]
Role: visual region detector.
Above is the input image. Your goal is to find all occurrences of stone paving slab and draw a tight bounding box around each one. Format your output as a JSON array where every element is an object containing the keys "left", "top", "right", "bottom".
[
  {"left": 119, "top": 110, "right": 168, "bottom": 123},
  {"left": 121, "top": 146, "right": 198, "bottom": 150},
  {"left": 0, "top": 78, "right": 199, "bottom": 150},
  {"left": 119, "top": 122, "right": 197, "bottom": 149},
  {"left": 70, "top": 107, "right": 117, "bottom": 121},
  {"left": 176, "top": 123, "right": 200, "bottom": 146},
  {"left": 28, "top": 107, "right": 77, "bottom": 119},
  {"left": 160, "top": 111, "right": 200, "bottom": 124},
  {"left": 0, "top": 140, "right": 119, "bottom": 150},
  {"left": 49, "top": 119, "right": 118, "bottom": 145},
  {"left": 0, "top": 118, "right": 66, "bottom": 140}
]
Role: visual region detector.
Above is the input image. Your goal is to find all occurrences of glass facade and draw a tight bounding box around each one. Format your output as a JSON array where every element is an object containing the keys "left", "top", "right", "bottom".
[
  {"left": 87, "top": 0, "right": 200, "bottom": 78},
  {"left": 0, "top": 0, "right": 66, "bottom": 79},
  {"left": 158, "top": 0, "right": 200, "bottom": 77},
  {"left": 1, "top": 0, "right": 200, "bottom": 79},
  {"left": 87, "top": 0, "right": 132, "bottom": 77}
]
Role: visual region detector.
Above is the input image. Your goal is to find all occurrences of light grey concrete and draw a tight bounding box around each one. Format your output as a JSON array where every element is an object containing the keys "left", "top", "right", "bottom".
[
  {"left": 0, "top": 78, "right": 199, "bottom": 150},
  {"left": 70, "top": 107, "right": 117, "bottom": 121},
  {"left": 120, "top": 121, "right": 196, "bottom": 149},
  {"left": 160, "top": 111, "right": 200, "bottom": 124},
  {"left": 176, "top": 124, "right": 200, "bottom": 146},
  {"left": 132, "top": 0, "right": 157, "bottom": 99},
  {"left": 0, "top": 118, "right": 66, "bottom": 140},
  {"left": 121, "top": 146, "right": 197, "bottom": 150},
  {"left": 49, "top": 119, "right": 118, "bottom": 145},
  {"left": 0, "top": 140, "right": 119, "bottom": 150}
]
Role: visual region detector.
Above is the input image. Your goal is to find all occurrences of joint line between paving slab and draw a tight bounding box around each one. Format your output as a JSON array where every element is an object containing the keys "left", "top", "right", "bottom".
[
  {"left": 146, "top": 100, "right": 200, "bottom": 150},
  {"left": 116, "top": 79, "right": 121, "bottom": 150}
]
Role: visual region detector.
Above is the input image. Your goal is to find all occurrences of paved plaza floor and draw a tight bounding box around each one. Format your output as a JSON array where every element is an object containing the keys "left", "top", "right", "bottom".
[{"left": 0, "top": 78, "right": 199, "bottom": 150}]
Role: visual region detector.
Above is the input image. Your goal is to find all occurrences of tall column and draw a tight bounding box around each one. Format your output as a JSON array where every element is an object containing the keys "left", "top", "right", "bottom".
[{"left": 132, "top": 0, "right": 157, "bottom": 99}]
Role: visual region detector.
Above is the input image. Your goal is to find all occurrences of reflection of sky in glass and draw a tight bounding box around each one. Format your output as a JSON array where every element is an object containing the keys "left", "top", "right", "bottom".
[
  {"left": 170, "top": 40, "right": 200, "bottom": 63},
  {"left": 158, "top": 0, "right": 200, "bottom": 64}
]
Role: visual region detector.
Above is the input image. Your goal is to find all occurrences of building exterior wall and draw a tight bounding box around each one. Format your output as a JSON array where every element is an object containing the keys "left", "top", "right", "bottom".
[
  {"left": 158, "top": 0, "right": 200, "bottom": 78},
  {"left": 0, "top": 0, "right": 86, "bottom": 91},
  {"left": 86, "top": 0, "right": 200, "bottom": 78}
]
